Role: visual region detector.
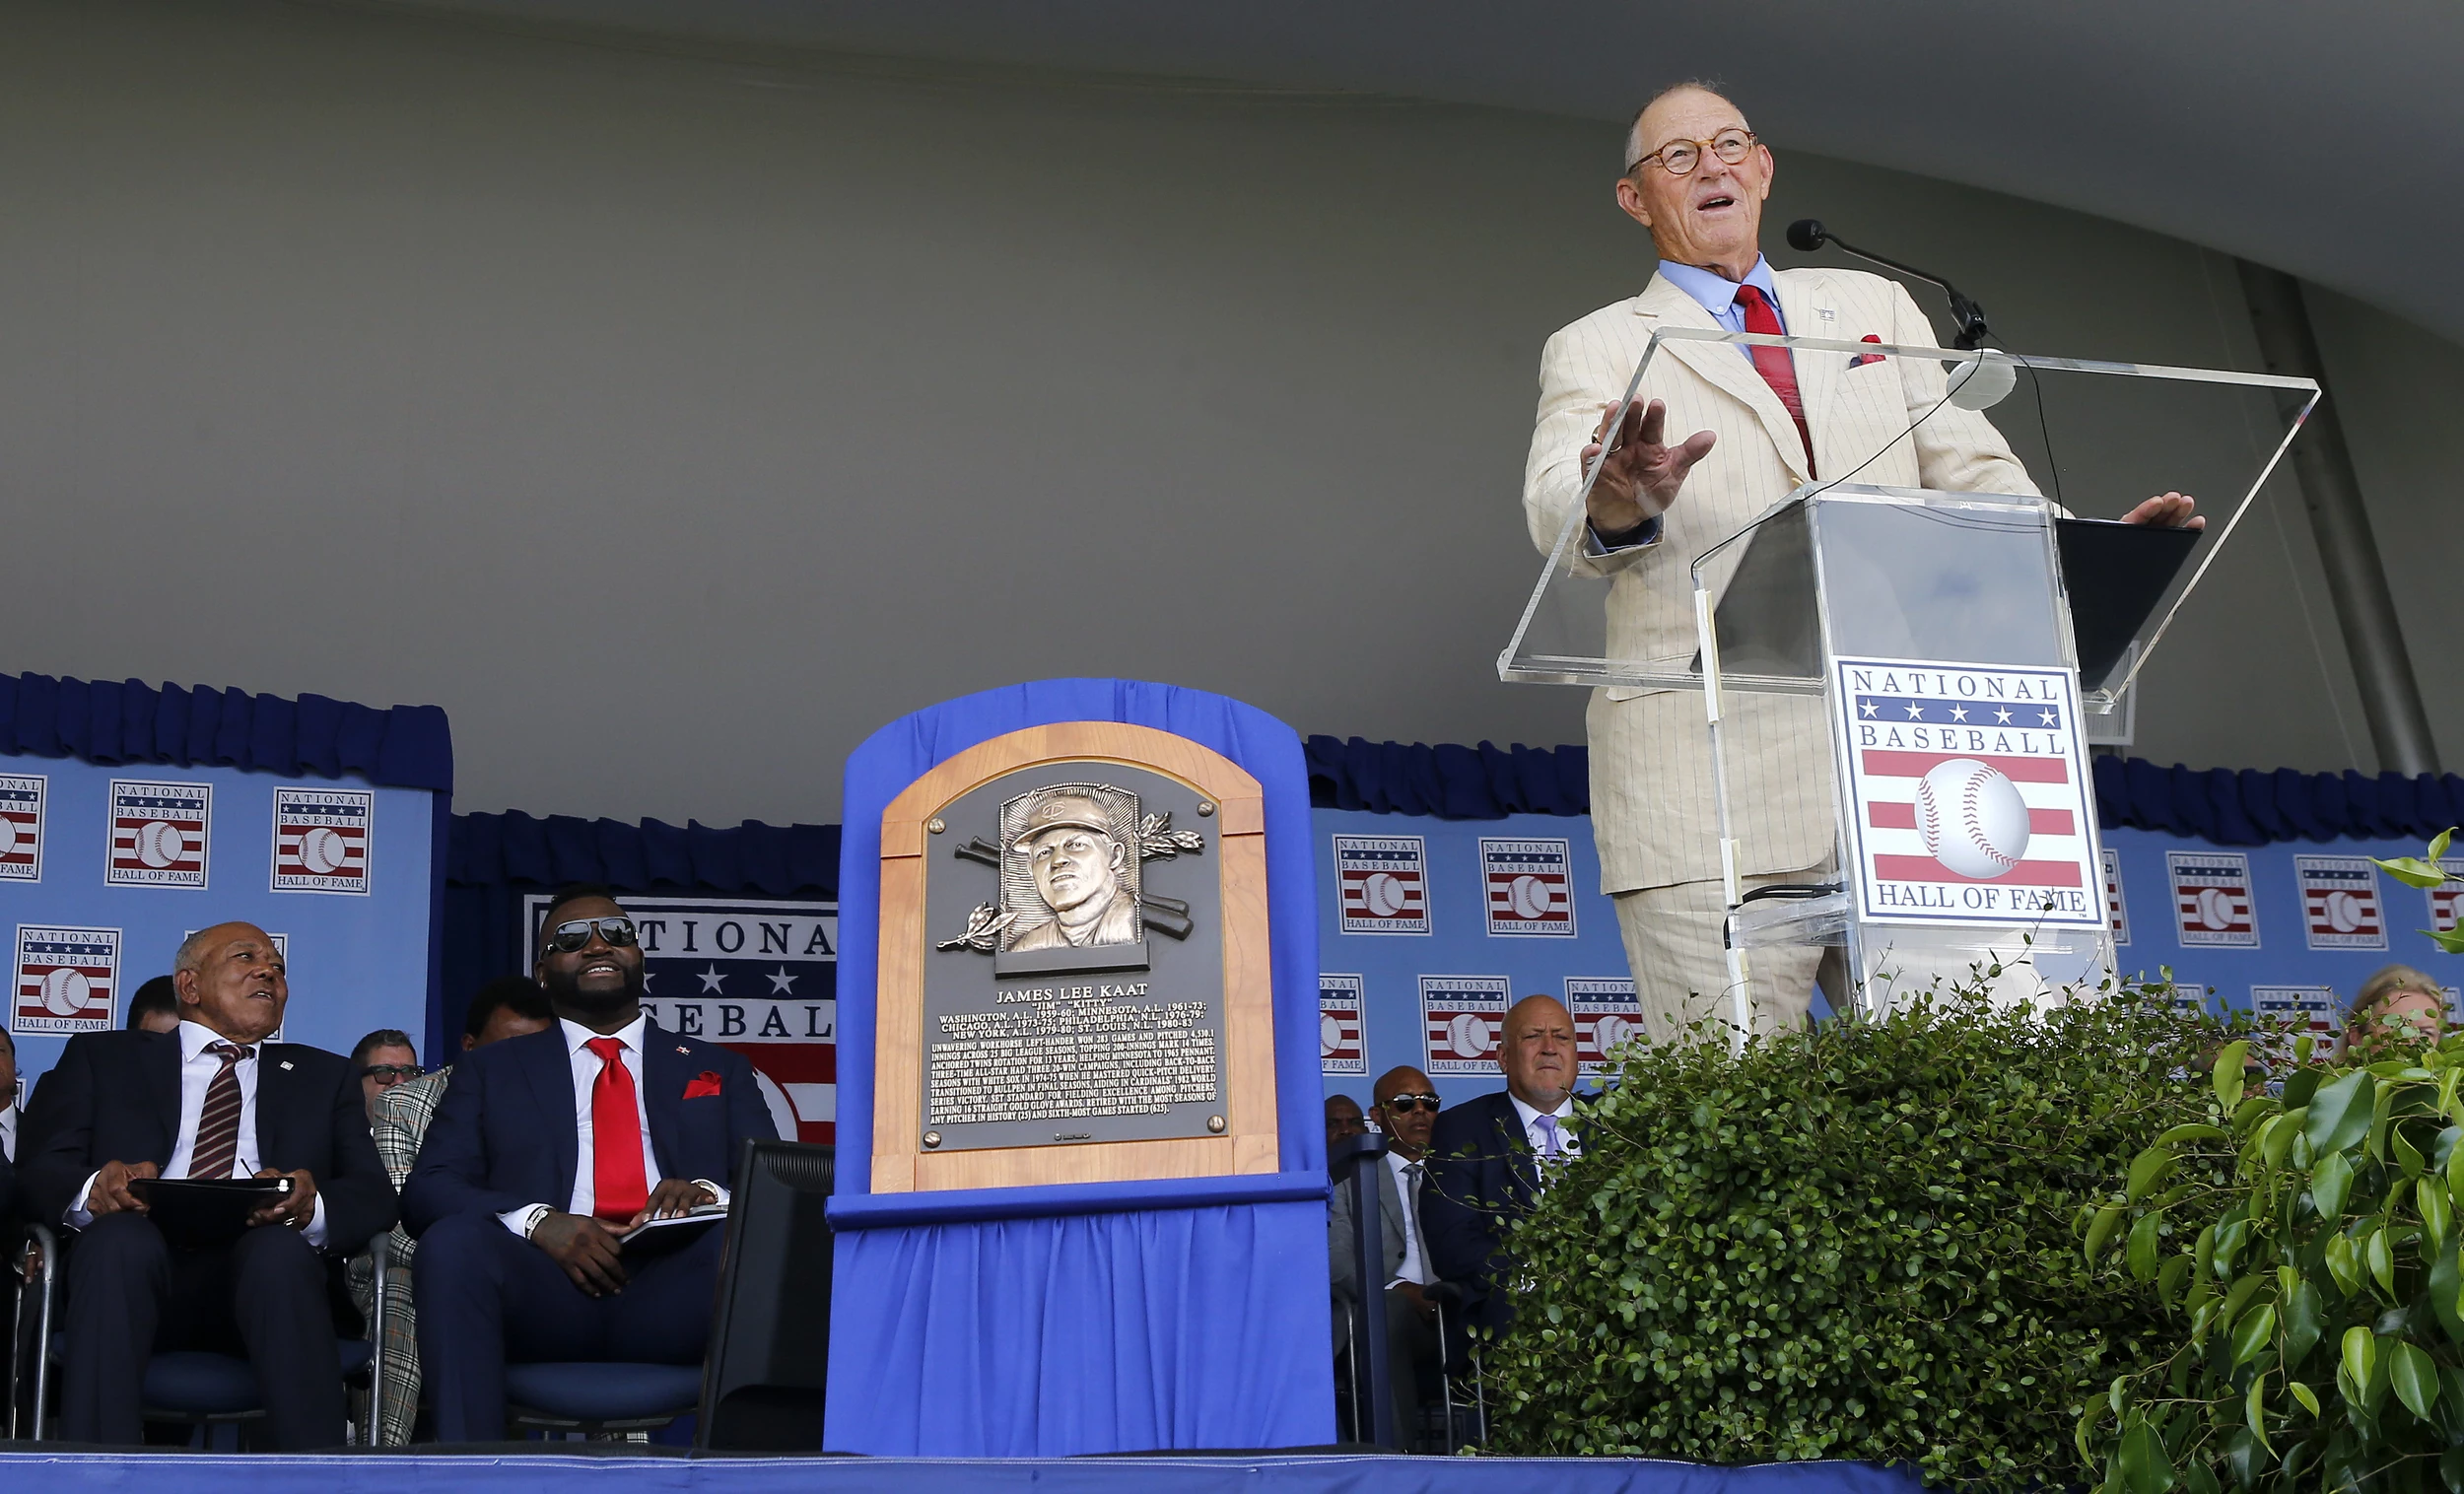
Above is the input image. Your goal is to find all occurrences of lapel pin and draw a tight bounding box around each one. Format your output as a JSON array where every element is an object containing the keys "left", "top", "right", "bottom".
[
  {"left": 279, "top": 1060, "right": 294, "bottom": 1070},
  {"left": 675, "top": 1046, "right": 690, "bottom": 1054},
  {"left": 1816, "top": 307, "right": 1835, "bottom": 321}
]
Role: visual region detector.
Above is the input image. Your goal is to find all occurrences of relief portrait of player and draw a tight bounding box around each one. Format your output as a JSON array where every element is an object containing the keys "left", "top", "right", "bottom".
[{"left": 1004, "top": 792, "right": 1143, "bottom": 952}]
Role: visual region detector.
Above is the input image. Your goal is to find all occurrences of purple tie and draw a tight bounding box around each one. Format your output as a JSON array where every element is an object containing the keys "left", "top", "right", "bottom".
[{"left": 1535, "top": 1113, "right": 1563, "bottom": 1160}]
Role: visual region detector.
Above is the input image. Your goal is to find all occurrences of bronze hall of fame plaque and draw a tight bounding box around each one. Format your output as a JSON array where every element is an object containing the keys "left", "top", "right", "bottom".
[{"left": 871, "top": 722, "right": 1278, "bottom": 1193}]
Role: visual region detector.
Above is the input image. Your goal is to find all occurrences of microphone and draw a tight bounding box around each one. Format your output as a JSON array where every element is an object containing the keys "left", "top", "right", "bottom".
[{"left": 1785, "top": 218, "right": 1991, "bottom": 351}]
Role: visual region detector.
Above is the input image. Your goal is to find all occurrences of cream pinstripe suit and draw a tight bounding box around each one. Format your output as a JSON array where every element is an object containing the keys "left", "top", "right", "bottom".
[{"left": 1524, "top": 266, "right": 2036, "bottom": 1031}]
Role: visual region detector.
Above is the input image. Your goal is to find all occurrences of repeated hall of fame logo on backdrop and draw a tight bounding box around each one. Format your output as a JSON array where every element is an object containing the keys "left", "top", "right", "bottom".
[
  {"left": 1420, "top": 975, "right": 1507, "bottom": 1075},
  {"left": 271, "top": 788, "right": 373, "bottom": 895},
  {"left": 2168, "top": 851, "right": 2259, "bottom": 948},
  {"left": 1334, "top": 835, "right": 1429, "bottom": 935},
  {"left": 1567, "top": 977, "right": 1640, "bottom": 1073},
  {"left": 106, "top": 780, "right": 212, "bottom": 888},
  {"left": 2294, "top": 855, "right": 2387, "bottom": 952},
  {"left": 15, "top": 924, "right": 121, "bottom": 1034},
  {"left": 1480, "top": 838, "right": 1574, "bottom": 937},
  {"left": 0, "top": 775, "right": 44, "bottom": 882},
  {"left": 526, "top": 894, "right": 839, "bottom": 1143},
  {"left": 1319, "top": 974, "right": 1365, "bottom": 1075}
]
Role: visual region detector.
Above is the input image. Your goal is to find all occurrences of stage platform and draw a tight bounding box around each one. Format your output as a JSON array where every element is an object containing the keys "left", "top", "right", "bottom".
[{"left": 0, "top": 1449, "right": 1929, "bottom": 1494}]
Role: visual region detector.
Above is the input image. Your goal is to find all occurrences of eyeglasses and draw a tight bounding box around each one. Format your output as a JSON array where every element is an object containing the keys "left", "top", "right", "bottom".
[
  {"left": 1380, "top": 1094, "right": 1441, "bottom": 1114},
  {"left": 543, "top": 916, "right": 640, "bottom": 953},
  {"left": 362, "top": 1063, "right": 423, "bottom": 1084},
  {"left": 1627, "top": 128, "right": 1757, "bottom": 178}
]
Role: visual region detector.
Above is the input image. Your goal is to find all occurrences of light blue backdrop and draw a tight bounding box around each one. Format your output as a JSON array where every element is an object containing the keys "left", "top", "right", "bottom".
[
  {"left": 0, "top": 754, "right": 437, "bottom": 1089},
  {"left": 1314, "top": 809, "right": 2453, "bottom": 1110}
]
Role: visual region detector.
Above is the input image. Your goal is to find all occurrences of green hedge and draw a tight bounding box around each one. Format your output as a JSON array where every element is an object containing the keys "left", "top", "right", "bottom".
[{"left": 1483, "top": 987, "right": 2224, "bottom": 1488}]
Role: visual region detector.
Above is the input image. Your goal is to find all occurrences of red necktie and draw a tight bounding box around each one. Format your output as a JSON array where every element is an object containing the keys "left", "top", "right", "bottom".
[
  {"left": 1732, "top": 283, "right": 1815, "bottom": 477},
  {"left": 585, "top": 1037, "right": 649, "bottom": 1223}
]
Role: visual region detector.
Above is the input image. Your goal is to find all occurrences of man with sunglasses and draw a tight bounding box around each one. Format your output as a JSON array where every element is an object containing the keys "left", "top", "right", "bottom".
[
  {"left": 351, "top": 1030, "right": 423, "bottom": 1124},
  {"left": 1328, "top": 1066, "right": 1444, "bottom": 1446},
  {"left": 403, "top": 886, "right": 777, "bottom": 1442},
  {"left": 1522, "top": 83, "right": 2202, "bottom": 1041}
]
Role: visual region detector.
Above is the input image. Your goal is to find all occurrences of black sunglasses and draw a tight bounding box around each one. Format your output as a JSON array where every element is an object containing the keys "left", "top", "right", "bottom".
[
  {"left": 362, "top": 1062, "right": 424, "bottom": 1083},
  {"left": 543, "top": 916, "right": 640, "bottom": 953},
  {"left": 1381, "top": 1094, "right": 1441, "bottom": 1114}
]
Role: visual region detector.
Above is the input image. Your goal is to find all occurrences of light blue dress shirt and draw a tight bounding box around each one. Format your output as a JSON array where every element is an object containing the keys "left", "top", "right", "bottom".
[{"left": 1654, "top": 255, "right": 1788, "bottom": 348}]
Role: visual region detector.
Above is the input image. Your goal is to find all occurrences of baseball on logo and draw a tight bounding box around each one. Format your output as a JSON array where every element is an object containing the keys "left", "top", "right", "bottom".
[{"left": 1915, "top": 758, "right": 2030, "bottom": 879}]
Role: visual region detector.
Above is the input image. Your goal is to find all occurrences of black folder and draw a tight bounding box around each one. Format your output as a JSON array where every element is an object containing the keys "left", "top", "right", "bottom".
[
  {"left": 2055, "top": 516, "right": 2202, "bottom": 685},
  {"left": 127, "top": 1176, "right": 293, "bottom": 1252},
  {"left": 620, "top": 1204, "right": 727, "bottom": 1259}
]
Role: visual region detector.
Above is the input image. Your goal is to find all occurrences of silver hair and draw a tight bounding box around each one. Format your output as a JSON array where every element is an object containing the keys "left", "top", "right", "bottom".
[
  {"left": 1624, "top": 78, "right": 1734, "bottom": 171},
  {"left": 171, "top": 926, "right": 219, "bottom": 975}
]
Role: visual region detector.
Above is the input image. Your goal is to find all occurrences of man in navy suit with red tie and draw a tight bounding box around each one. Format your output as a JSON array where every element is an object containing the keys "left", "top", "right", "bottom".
[{"left": 403, "top": 886, "right": 776, "bottom": 1442}]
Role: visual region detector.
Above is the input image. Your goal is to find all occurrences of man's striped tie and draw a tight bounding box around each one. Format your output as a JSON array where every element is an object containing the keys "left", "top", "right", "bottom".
[{"left": 186, "top": 1042, "right": 252, "bottom": 1180}]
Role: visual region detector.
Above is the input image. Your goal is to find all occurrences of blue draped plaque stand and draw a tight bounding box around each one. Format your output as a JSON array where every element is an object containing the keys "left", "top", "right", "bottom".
[{"left": 826, "top": 679, "right": 1335, "bottom": 1456}]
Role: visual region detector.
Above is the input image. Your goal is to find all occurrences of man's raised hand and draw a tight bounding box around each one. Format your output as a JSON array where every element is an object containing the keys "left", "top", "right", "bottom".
[{"left": 1582, "top": 398, "right": 1718, "bottom": 536}]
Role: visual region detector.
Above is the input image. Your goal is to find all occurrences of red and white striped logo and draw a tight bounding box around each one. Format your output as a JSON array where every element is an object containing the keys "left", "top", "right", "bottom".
[
  {"left": 1568, "top": 977, "right": 1641, "bottom": 1072},
  {"left": 15, "top": 924, "right": 119, "bottom": 1034},
  {"left": 1320, "top": 974, "right": 1365, "bottom": 1075},
  {"left": 2295, "top": 855, "right": 2385, "bottom": 951},
  {"left": 106, "top": 781, "right": 211, "bottom": 888},
  {"left": 1481, "top": 838, "right": 1574, "bottom": 936},
  {"left": 1421, "top": 976, "right": 1507, "bottom": 1075},
  {"left": 0, "top": 776, "right": 43, "bottom": 883},
  {"left": 1835, "top": 660, "right": 2101, "bottom": 928},
  {"left": 2427, "top": 861, "right": 2464, "bottom": 940},
  {"left": 272, "top": 788, "right": 373, "bottom": 895},
  {"left": 1334, "top": 836, "right": 1429, "bottom": 935},
  {"left": 2101, "top": 848, "right": 2129, "bottom": 945},
  {"left": 2168, "top": 851, "right": 2258, "bottom": 947}
]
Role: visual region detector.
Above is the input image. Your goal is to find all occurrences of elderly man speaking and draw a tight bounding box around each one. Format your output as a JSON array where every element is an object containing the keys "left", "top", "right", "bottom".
[{"left": 1523, "top": 82, "right": 2198, "bottom": 1042}]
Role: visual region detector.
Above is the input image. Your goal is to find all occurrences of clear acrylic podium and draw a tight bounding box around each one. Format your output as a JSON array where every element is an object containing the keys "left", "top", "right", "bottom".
[{"left": 1500, "top": 327, "right": 2318, "bottom": 1038}]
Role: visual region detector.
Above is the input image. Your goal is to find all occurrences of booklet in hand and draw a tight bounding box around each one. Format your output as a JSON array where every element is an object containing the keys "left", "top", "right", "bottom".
[
  {"left": 619, "top": 1202, "right": 727, "bottom": 1259},
  {"left": 127, "top": 1176, "right": 295, "bottom": 1253}
]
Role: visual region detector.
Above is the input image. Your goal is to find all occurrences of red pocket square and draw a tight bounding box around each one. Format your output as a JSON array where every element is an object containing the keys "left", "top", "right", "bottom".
[
  {"left": 1850, "top": 333, "right": 1885, "bottom": 369},
  {"left": 683, "top": 1071, "right": 724, "bottom": 1099}
]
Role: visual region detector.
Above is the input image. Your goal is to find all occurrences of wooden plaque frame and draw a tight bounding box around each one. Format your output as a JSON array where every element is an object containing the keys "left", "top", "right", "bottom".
[{"left": 871, "top": 722, "right": 1279, "bottom": 1192}]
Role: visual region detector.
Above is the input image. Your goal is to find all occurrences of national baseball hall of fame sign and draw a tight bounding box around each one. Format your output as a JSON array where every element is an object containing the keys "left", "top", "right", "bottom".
[
  {"left": 524, "top": 894, "right": 838, "bottom": 1143},
  {"left": 870, "top": 722, "right": 1278, "bottom": 1193}
]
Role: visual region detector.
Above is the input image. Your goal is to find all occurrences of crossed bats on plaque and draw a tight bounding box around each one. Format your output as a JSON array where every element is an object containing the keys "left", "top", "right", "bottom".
[{"left": 935, "top": 781, "right": 1206, "bottom": 956}]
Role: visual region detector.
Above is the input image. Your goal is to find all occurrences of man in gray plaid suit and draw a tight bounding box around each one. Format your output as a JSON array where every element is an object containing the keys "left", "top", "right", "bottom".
[{"left": 370, "top": 976, "right": 554, "bottom": 1444}]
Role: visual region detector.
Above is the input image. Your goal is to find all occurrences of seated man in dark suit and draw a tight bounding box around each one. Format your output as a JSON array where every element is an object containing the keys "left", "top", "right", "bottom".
[
  {"left": 403, "top": 886, "right": 778, "bottom": 1442},
  {"left": 1329, "top": 1064, "right": 1444, "bottom": 1444},
  {"left": 1419, "top": 994, "right": 1580, "bottom": 1342},
  {"left": 20, "top": 921, "right": 395, "bottom": 1448}
]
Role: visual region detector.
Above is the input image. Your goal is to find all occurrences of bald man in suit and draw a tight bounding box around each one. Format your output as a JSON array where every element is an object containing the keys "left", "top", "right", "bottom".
[{"left": 1524, "top": 83, "right": 2198, "bottom": 1039}]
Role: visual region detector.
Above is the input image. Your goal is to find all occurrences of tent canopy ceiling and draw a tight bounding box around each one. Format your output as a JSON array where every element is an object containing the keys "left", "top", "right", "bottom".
[{"left": 349, "top": 0, "right": 2460, "bottom": 343}]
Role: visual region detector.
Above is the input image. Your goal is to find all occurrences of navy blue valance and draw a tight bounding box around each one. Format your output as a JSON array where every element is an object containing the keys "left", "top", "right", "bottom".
[
  {"left": 448, "top": 810, "right": 840, "bottom": 898},
  {"left": 1307, "top": 732, "right": 2463, "bottom": 848},
  {"left": 2090, "top": 756, "right": 2464, "bottom": 847},
  {"left": 1305, "top": 734, "right": 1590, "bottom": 818},
  {"left": 0, "top": 671, "right": 451, "bottom": 792}
]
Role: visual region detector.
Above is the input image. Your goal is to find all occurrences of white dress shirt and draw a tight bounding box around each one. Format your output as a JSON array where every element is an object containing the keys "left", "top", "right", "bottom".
[
  {"left": 68, "top": 1019, "right": 330, "bottom": 1246},
  {"left": 1384, "top": 1149, "right": 1433, "bottom": 1289},
  {"left": 1, "top": 1104, "right": 16, "bottom": 1164},
  {"left": 499, "top": 1015, "right": 725, "bottom": 1238},
  {"left": 1508, "top": 1093, "right": 1581, "bottom": 1167}
]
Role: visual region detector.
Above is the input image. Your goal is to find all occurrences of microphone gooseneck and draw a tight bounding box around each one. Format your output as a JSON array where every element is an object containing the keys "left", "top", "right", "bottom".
[{"left": 1785, "top": 219, "right": 1990, "bottom": 350}]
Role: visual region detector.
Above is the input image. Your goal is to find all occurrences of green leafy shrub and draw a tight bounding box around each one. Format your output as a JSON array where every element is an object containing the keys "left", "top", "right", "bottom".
[
  {"left": 2088, "top": 1032, "right": 2464, "bottom": 1494},
  {"left": 1483, "top": 985, "right": 2222, "bottom": 1488}
]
